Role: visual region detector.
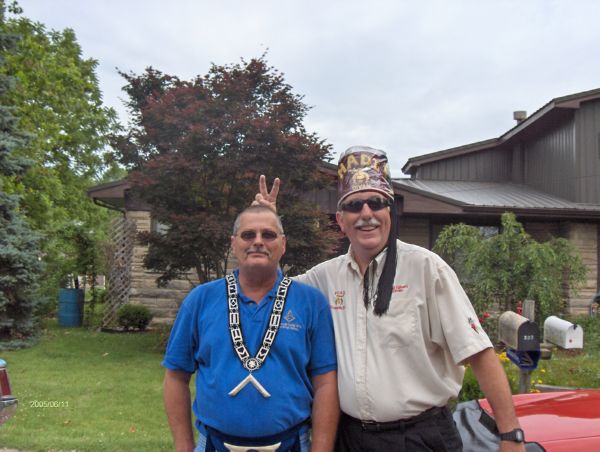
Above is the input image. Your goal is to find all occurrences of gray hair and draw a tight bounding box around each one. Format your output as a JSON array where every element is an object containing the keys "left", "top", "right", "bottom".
[{"left": 232, "top": 206, "right": 284, "bottom": 235}]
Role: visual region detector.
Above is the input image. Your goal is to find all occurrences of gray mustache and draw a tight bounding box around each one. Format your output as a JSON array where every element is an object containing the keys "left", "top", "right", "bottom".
[
  {"left": 354, "top": 218, "right": 381, "bottom": 228},
  {"left": 246, "top": 247, "right": 271, "bottom": 257}
]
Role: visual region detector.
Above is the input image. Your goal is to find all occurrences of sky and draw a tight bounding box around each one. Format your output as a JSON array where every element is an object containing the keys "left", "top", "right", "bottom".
[{"left": 14, "top": 0, "right": 600, "bottom": 177}]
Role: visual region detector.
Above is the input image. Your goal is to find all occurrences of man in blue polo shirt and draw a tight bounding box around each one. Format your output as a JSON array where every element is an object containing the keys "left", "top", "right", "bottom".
[{"left": 162, "top": 205, "right": 339, "bottom": 452}]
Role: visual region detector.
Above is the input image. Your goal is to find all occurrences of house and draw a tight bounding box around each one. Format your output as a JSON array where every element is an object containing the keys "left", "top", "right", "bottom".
[
  {"left": 88, "top": 179, "right": 194, "bottom": 325},
  {"left": 393, "top": 88, "right": 600, "bottom": 314},
  {"left": 89, "top": 88, "right": 600, "bottom": 323}
]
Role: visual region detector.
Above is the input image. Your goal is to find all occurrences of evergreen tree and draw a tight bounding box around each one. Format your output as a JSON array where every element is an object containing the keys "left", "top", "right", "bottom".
[{"left": 0, "top": 1, "right": 43, "bottom": 345}]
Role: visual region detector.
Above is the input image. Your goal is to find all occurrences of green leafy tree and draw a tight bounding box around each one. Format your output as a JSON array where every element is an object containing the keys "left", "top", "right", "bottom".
[
  {"left": 0, "top": 3, "right": 120, "bottom": 304},
  {"left": 433, "top": 212, "right": 587, "bottom": 323},
  {"left": 0, "top": 1, "right": 43, "bottom": 345},
  {"left": 114, "top": 57, "right": 339, "bottom": 285}
]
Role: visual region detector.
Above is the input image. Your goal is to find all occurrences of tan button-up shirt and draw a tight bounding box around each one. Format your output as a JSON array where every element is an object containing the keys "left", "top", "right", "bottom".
[{"left": 296, "top": 240, "right": 492, "bottom": 421}]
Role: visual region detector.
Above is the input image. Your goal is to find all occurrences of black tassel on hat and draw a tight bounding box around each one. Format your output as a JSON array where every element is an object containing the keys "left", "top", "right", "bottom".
[{"left": 362, "top": 202, "right": 398, "bottom": 316}]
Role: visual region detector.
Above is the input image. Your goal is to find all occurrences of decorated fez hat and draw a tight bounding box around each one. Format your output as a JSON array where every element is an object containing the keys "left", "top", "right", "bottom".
[{"left": 337, "top": 145, "right": 394, "bottom": 207}]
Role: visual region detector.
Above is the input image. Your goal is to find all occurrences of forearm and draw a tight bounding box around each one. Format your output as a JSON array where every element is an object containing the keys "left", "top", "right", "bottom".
[
  {"left": 164, "top": 369, "right": 195, "bottom": 452},
  {"left": 467, "top": 348, "right": 519, "bottom": 430},
  {"left": 467, "top": 348, "right": 525, "bottom": 451},
  {"left": 310, "top": 371, "right": 339, "bottom": 452}
]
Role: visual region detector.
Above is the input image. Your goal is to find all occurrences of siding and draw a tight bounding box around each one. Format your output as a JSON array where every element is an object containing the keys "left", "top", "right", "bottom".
[
  {"left": 523, "top": 221, "right": 561, "bottom": 242},
  {"left": 416, "top": 147, "right": 510, "bottom": 181},
  {"left": 523, "top": 118, "right": 576, "bottom": 200},
  {"left": 574, "top": 100, "right": 600, "bottom": 203},
  {"left": 398, "top": 217, "right": 430, "bottom": 248},
  {"left": 511, "top": 143, "right": 524, "bottom": 184},
  {"left": 562, "top": 223, "right": 598, "bottom": 315}
]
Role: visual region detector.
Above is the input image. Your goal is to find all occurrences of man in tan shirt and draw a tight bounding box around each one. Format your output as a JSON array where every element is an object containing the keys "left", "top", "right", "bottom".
[{"left": 256, "top": 146, "right": 525, "bottom": 452}]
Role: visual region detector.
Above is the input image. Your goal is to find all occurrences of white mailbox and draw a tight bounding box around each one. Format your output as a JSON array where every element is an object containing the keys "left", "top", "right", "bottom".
[{"left": 543, "top": 316, "right": 583, "bottom": 349}]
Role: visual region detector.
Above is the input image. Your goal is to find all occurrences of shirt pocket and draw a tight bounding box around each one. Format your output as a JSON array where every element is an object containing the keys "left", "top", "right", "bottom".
[{"left": 373, "top": 294, "right": 417, "bottom": 348}]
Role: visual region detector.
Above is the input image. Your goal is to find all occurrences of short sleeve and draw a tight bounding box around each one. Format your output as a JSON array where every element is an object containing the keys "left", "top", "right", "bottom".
[
  {"left": 432, "top": 264, "right": 493, "bottom": 365},
  {"left": 162, "top": 296, "right": 199, "bottom": 374},
  {"left": 307, "top": 290, "right": 337, "bottom": 377}
]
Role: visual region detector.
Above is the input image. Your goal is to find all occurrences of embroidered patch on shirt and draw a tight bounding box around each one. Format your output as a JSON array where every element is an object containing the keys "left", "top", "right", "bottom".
[
  {"left": 280, "top": 309, "right": 302, "bottom": 331},
  {"left": 331, "top": 290, "right": 345, "bottom": 310},
  {"left": 468, "top": 317, "right": 480, "bottom": 334},
  {"left": 392, "top": 284, "right": 409, "bottom": 293},
  {"left": 284, "top": 310, "right": 296, "bottom": 323}
]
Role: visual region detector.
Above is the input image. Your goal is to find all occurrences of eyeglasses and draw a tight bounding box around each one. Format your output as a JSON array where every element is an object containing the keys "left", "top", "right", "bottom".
[
  {"left": 238, "top": 229, "right": 282, "bottom": 242},
  {"left": 340, "top": 196, "right": 392, "bottom": 213}
]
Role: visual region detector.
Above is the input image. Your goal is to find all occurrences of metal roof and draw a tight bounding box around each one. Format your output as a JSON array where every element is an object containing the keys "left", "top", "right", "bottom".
[{"left": 394, "top": 179, "right": 600, "bottom": 211}]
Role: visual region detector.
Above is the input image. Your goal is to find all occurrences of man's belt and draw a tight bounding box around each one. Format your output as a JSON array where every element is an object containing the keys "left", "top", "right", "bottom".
[
  {"left": 342, "top": 406, "right": 447, "bottom": 432},
  {"left": 223, "top": 443, "right": 280, "bottom": 452}
]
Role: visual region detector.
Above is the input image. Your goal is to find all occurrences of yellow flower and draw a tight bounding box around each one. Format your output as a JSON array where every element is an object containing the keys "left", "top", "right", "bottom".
[
  {"left": 497, "top": 352, "right": 508, "bottom": 363},
  {"left": 537, "top": 379, "right": 543, "bottom": 384}
]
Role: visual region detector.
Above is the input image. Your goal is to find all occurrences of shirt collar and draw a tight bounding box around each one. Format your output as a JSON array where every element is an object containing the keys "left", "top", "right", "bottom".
[
  {"left": 344, "top": 245, "right": 389, "bottom": 276},
  {"left": 233, "top": 268, "right": 284, "bottom": 304}
]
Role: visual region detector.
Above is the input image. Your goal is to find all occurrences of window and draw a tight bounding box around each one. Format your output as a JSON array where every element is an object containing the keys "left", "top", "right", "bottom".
[{"left": 151, "top": 218, "right": 170, "bottom": 235}]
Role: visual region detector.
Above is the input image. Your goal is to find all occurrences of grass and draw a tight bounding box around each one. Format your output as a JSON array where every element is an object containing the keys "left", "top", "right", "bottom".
[
  {"left": 1, "top": 319, "right": 179, "bottom": 451},
  {"left": 526, "top": 315, "right": 600, "bottom": 390},
  {"left": 2, "top": 314, "right": 599, "bottom": 449}
]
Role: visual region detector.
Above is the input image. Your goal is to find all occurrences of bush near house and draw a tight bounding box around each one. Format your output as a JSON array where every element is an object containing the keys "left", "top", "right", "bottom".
[
  {"left": 433, "top": 212, "right": 587, "bottom": 325},
  {"left": 117, "top": 305, "right": 153, "bottom": 331}
]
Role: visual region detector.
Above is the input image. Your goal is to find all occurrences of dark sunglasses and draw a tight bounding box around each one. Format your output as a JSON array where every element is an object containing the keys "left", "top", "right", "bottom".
[
  {"left": 238, "top": 229, "right": 281, "bottom": 241},
  {"left": 340, "top": 196, "right": 392, "bottom": 213}
]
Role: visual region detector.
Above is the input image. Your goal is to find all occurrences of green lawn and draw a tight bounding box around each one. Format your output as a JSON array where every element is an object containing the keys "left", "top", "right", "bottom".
[
  {"left": 527, "top": 315, "right": 600, "bottom": 390},
  {"left": 2, "top": 315, "right": 599, "bottom": 451},
  {"left": 1, "top": 320, "right": 179, "bottom": 451}
]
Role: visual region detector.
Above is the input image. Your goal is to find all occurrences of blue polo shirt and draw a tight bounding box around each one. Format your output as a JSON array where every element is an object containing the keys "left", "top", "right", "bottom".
[{"left": 162, "top": 270, "right": 337, "bottom": 438}]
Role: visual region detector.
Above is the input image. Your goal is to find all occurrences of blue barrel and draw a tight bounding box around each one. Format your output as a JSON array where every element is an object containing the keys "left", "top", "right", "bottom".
[{"left": 58, "top": 288, "right": 84, "bottom": 327}]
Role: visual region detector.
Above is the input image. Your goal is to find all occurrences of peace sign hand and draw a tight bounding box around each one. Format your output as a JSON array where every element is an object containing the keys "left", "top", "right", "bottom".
[{"left": 253, "top": 175, "right": 280, "bottom": 212}]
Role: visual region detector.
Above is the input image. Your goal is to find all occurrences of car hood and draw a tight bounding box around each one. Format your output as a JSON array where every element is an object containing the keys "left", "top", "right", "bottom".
[{"left": 479, "top": 390, "right": 600, "bottom": 445}]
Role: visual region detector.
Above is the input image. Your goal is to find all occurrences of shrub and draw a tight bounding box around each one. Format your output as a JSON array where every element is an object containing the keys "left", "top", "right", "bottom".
[
  {"left": 434, "top": 212, "right": 586, "bottom": 322},
  {"left": 458, "top": 351, "right": 518, "bottom": 402},
  {"left": 117, "top": 304, "right": 153, "bottom": 331}
]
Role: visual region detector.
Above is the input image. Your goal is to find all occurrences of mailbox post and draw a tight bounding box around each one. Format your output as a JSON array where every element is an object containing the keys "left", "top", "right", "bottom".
[{"left": 498, "top": 311, "right": 541, "bottom": 393}]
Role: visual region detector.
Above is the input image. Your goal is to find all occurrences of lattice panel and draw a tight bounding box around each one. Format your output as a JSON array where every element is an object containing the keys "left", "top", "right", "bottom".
[{"left": 102, "top": 216, "right": 137, "bottom": 327}]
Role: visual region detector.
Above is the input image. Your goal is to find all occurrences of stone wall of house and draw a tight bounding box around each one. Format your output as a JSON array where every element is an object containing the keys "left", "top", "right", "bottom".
[
  {"left": 125, "top": 211, "right": 197, "bottom": 323},
  {"left": 562, "top": 222, "right": 598, "bottom": 315}
]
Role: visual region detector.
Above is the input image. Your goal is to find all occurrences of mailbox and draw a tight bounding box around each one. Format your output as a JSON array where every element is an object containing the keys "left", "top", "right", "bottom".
[
  {"left": 506, "top": 348, "right": 541, "bottom": 370},
  {"left": 543, "top": 316, "right": 583, "bottom": 349},
  {"left": 498, "top": 311, "right": 540, "bottom": 351}
]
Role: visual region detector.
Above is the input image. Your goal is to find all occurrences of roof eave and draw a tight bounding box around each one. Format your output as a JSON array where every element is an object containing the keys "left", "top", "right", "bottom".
[
  {"left": 462, "top": 205, "right": 600, "bottom": 219},
  {"left": 401, "top": 138, "right": 500, "bottom": 174},
  {"left": 392, "top": 181, "right": 470, "bottom": 207}
]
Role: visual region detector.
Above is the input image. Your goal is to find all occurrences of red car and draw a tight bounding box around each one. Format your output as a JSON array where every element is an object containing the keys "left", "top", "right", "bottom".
[
  {"left": 0, "top": 358, "right": 17, "bottom": 425},
  {"left": 454, "top": 390, "right": 600, "bottom": 451}
]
